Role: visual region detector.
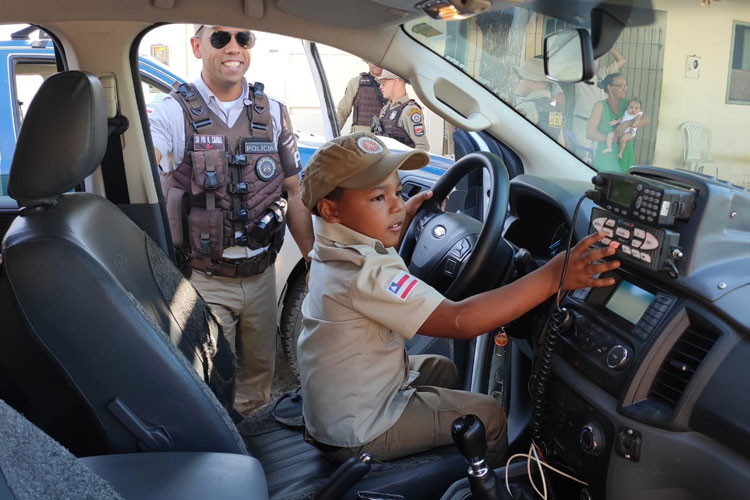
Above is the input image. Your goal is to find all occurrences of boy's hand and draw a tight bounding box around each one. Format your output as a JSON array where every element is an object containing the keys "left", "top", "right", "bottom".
[
  {"left": 399, "top": 190, "right": 434, "bottom": 248},
  {"left": 550, "top": 232, "right": 620, "bottom": 291},
  {"left": 404, "top": 189, "right": 434, "bottom": 226}
]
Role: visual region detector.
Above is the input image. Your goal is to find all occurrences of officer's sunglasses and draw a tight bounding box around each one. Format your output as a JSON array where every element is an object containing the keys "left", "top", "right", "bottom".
[{"left": 203, "top": 29, "right": 256, "bottom": 50}]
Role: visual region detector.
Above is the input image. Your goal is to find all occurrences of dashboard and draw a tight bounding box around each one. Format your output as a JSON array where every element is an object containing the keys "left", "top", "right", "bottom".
[{"left": 498, "top": 169, "right": 750, "bottom": 500}]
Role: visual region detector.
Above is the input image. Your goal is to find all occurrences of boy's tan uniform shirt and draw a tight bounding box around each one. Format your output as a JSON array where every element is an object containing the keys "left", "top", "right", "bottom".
[{"left": 298, "top": 217, "right": 444, "bottom": 448}]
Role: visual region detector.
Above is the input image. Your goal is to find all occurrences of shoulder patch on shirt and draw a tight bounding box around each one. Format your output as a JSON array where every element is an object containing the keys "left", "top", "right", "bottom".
[
  {"left": 409, "top": 109, "right": 423, "bottom": 124},
  {"left": 387, "top": 271, "right": 420, "bottom": 301},
  {"left": 413, "top": 124, "right": 425, "bottom": 137}
]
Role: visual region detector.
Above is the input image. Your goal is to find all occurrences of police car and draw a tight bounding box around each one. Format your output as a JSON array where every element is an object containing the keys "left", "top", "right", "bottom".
[{"left": 0, "top": 1, "right": 748, "bottom": 500}]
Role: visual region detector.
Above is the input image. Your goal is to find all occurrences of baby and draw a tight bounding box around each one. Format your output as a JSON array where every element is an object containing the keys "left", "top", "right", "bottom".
[{"left": 603, "top": 97, "right": 644, "bottom": 159}]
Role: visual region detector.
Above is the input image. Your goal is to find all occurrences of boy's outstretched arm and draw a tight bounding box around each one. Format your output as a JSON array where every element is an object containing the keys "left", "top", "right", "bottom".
[{"left": 418, "top": 232, "right": 620, "bottom": 339}]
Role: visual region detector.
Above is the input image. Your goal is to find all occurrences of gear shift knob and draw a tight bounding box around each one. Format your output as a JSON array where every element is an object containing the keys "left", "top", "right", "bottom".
[
  {"left": 452, "top": 415, "right": 512, "bottom": 500},
  {"left": 451, "top": 414, "right": 487, "bottom": 462}
]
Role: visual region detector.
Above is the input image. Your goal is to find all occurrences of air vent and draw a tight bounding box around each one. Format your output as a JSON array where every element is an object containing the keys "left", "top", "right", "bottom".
[{"left": 648, "top": 327, "right": 720, "bottom": 409}]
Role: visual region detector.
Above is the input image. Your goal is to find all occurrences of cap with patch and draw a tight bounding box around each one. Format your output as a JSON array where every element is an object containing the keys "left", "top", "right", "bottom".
[{"left": 301, "top": 132, "right": 429, "bottom": 211}]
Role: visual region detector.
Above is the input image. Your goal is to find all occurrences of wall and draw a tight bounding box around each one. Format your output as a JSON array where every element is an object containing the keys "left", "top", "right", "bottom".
[{"left": 652, "top": 0, "right": 750, "bottom": 186}]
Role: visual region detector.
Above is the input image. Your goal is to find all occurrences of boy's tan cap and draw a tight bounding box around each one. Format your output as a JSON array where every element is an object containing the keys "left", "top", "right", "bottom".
[{"left": 301, "top": 132, "right": 429, "bottom": 210}]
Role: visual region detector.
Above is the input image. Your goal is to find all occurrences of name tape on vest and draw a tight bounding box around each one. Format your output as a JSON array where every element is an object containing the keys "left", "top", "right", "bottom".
[{"left": 193, "top": 135, "right": 225, "bottom": 150}]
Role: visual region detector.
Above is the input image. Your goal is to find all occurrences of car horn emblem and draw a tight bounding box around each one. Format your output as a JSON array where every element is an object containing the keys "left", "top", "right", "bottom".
[{"left": 432, "top": 225, "right": 447, "bottom": 239}]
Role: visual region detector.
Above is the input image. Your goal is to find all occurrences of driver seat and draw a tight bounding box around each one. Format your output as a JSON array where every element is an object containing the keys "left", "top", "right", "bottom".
[{"left": 0, "top": 71, "right": 468, "bottom": 498}]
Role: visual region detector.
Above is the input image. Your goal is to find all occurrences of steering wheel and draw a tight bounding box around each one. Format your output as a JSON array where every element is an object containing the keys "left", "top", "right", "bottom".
[{"left": 399, "top": 152, "right": 514, "bottom": 300}]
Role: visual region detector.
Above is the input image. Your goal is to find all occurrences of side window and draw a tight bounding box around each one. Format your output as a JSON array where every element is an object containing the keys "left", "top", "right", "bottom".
[
  {"left": 316, "top": 44, "right": 453, "bottom": 159},
  {"left": 727, "top": 21, "right": 750, "bottom": 105},
  {"left": 0, "top": 25, "right": 58, "bottom": 202}
]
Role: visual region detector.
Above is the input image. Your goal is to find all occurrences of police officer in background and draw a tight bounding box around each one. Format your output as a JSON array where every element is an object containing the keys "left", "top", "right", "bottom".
[
  {"left": 336, "top": 62, "right": 386, "bottom": 134},
  {"left": 373, "top": 70, "right": 429, "bottom": 151},
  {"left": 148, "top": 25, "right": 314, "bottom": 417},
  {"left": 512, "top": 58, "right": 564, "bottom": 143}
]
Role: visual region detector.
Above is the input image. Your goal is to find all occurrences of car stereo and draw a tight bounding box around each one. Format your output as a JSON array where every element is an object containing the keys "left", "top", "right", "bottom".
[{"left": 562, "top": 273, "right": 677, "bottom": 395}]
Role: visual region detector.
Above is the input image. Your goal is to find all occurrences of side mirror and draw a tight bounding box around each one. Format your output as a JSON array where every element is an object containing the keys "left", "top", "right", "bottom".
[{"left": 544, "top": 28, "right": 595, "bottom": 83}]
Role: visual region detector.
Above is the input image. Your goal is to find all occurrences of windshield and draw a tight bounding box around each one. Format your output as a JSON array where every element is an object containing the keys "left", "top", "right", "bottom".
[{"left": 406, "top": 3, "right": 750, "bottom": 189}]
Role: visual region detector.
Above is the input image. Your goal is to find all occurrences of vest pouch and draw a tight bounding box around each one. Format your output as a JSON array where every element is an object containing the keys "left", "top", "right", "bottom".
[
  {"left": 188, "top": 208, "right": 224, "bottom": 261},
  {"left": 190, "top": 149, "right": 228, "bottom": 196},
  {"left": 165, "top": 186, "right": 189, "bottom": 248}
]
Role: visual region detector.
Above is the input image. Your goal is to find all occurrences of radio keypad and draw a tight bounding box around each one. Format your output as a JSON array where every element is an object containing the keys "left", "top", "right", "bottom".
[{"left": 591, "top": 208, "right": 678, "bottom": 271}]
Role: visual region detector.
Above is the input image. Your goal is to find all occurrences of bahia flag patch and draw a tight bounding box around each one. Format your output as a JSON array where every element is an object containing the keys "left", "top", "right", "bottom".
[{"left": 388, "top": 271, "right": 419, "bottom": 301}]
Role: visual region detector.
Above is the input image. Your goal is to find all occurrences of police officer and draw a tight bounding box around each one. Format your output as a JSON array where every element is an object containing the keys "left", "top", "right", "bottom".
[
  {"left": 148, "top": 25, "right": 314, "bottom": 417},
  {"left": 335, "top": 62, "right": 386, "bottom": 134},
  {"left": 512, "top": 58, "right": 564, "bottom": 143},
  {"left": 373, "top": 70, "right": 429, "bottom": 151}
]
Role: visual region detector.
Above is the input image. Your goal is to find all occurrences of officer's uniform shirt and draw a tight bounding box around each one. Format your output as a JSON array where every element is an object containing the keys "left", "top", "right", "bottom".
[
  {"left": 335, "top": 75, "right": 373, "bottom": 134},
  {"left": 148, "top": 76, "right": 301, "bottom": 258},
  {"left": 298, "top": 217, "right": 445, "bottom": 447},
  {"left": 148, "top": 76, "right": 296, "bottom": 174},
  {"left": 379, "top": 95, "right": 430, "bottom": 151},
  {"left": 514, "top": 89, "right": 564, "bottom": 144}
]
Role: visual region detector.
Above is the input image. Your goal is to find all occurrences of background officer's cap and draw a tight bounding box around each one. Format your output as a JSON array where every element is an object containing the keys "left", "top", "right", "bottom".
[
  {"left": 301, "top": 132, "right": 428, "bottom": 211},
  {"left": 376, "top": 69, "right": 404, "bottom": 82},
  {"left": 515, "top": 58, "right": 548, "bottom": 83}
]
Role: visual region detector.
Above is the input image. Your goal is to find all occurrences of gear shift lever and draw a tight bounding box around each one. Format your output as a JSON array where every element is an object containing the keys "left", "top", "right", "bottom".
[{"left": 452, "top": 414, "right": 512, "bottom": 500}]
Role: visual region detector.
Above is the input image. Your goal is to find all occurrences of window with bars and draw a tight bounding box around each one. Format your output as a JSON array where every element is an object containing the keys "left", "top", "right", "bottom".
[{"left": 727, "top": 21, "right": 750, "bottom": 105}]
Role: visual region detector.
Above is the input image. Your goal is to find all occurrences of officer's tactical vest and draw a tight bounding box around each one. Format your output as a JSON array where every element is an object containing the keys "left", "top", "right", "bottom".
[
  {"left": 527, "top": 97, "right": 564, "bottom": 138},
  {"left": 381, "top": 99, "right": 420, "bottom": 148},
  {"left": 352, "top": 72, "right": 386, "bottom": 127},
  {"left": 160, "top": 82, "right": 284, "bottom": 269}
]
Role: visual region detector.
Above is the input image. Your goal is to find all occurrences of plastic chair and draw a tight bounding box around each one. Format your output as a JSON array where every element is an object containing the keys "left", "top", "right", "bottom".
[{"left": 679, "top": 121, "right": 714, "bottom": 173}]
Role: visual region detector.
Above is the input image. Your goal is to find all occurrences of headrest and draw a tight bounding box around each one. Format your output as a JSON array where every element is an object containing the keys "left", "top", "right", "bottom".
[{"left": 9, "top": 71, "right": 107, "bottom": 208}]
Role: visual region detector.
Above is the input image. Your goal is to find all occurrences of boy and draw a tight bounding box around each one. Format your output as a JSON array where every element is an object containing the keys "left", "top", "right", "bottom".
[
  {"left": 603, "top": 97, "right": 644, "bottom": 159},
  {"left": 297, "top": 132, "right": 619, "bottom": 467}
]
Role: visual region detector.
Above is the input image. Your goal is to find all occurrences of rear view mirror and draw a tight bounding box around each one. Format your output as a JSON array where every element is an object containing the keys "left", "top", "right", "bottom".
[{"left": 544, "top": 29, "right": 595, "bottom": 83}]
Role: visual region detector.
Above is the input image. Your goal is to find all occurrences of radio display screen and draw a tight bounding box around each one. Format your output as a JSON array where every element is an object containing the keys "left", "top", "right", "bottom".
[
  {"left": 608, "top": 180, "right": 634, "bottom": 206},
  {"left": 605, "top": 281, "right": 655, "bottom": 325}
]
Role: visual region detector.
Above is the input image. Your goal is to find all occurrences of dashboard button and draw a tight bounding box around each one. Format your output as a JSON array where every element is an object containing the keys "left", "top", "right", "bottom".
[
  {"left": 607, "top": 345, "right": 630, "bottom": 370},
  {"left": 640, "top": 253, "right": 652, "bottom": 263},
  {"left": 631, "top": 249, "right": 641, "bottom": 258},
  {"left": 602, "top": 237, "right": 612, "bottom": 245},
  {"left": 634, "top": 228, "right": 646, "bottom": 239},
  {"left": 622, "top": 245, "right": 631, "bottom": 255},
  {"left": 592, "top": 217, "right": 607, "bottom": 232},
  {"left": 631, "top": 240, "right": 643, "bottom": 248},
  {"left": 580, "top": 423, "right": 605, "bottom": 455},
  {"left": 603, "top": 227, "right": 614, "bottom": 237},
  {"left": 605, "top": 218, "right": 616, "bottom": 227},
  {"left": 615, "top": 227, "right": 631, "bottom": 239},
  {"left": 641, "top": 233, "right": 659, "bottom": 250}
]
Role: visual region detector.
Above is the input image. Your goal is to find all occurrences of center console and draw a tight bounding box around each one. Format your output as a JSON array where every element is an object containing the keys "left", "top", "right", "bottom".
[{"left": 442, "top": 167, "right": 749, "bottom": 500}]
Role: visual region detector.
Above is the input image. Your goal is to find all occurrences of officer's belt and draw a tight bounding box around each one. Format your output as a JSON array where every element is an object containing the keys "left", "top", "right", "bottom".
[{"left": 191, "top": 251, "right": 276, "bottom": 278}]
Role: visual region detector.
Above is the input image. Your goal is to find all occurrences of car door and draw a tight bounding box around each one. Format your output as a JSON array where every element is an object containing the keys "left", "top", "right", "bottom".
[{"left": 0, "top": 29, "right": 182, "bottom": 258}]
